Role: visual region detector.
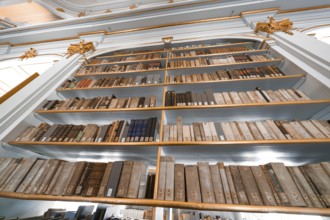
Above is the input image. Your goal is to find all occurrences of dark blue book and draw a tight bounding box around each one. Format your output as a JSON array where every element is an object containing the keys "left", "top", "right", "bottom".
[
  {"left": 139, "top": 119, "right": 149, "bottom": 142},
  {"left": 133, "top": 119, "right": 144, "bottom": 142},
  {"left": 149, "top": 117, "right": 157, "bottom": 142},
  {"left": 144, "top": 118, "right": 153, "bottom": 142},
  {"left": 125, "top": 119, "right": 136, "bottom": 142}
]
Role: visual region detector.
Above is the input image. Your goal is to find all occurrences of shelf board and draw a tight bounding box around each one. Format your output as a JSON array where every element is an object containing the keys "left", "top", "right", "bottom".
[
  {"left": 57, "top": 83, "right": 165, "bottom": 92},
  {"left": 167, "top": 49, "right": 267, "bottom": 60},
  {"left": 97, "top": 50, "right": 166, "bottom": 59},
  {"left": 74, "top": 68, "right": 165, "bottom": 77},
  {"left": 169, "top": 42, "right": 254, "bottom": 52},
  {"left": 166, "top": 59, "right": 282, "bottom": 73},
  {"left": 0, "top": 192, "right": 329, "bottom": 216},
  {"left": 85, "top": 58, "right": 167, "bottom": 66}
]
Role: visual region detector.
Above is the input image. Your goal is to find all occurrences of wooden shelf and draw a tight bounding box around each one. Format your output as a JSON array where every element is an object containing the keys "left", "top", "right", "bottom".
[
  {"left": 167, "top": 49, "right": 267, "bottom": 60},
  {"left": 85, "top": 58, "right": 167, "bottom": 66},
  {"left": 169, "top": 42, "right": 254, "bottom": 52},
  {"left": 0, "top": 192, "right": 329, "bottom": 216},
  {"left": 74, "top": 68, "right": 164, "bottom": 77}
]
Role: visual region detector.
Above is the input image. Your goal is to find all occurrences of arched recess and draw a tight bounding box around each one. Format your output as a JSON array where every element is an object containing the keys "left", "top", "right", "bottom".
[
  {"left": 86, "top": 35, "right": 266, "bottom": 60},
  {"left": 299, "top": 24, "right": 330, "bottom": 45}
]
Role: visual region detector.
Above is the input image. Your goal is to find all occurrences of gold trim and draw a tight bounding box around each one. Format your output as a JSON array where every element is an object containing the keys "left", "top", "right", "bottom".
[
  {"left": 240, "top": 7, "right": 279, "bottom": 16},
  {"left": 300, "top": 24, "right": 330, "bottom": 33},
  {"left": 78, "top": 30, "right": 107, "bottom": 37},
  {"left": 0, "top": 192, "right": 329, "bottom": 215},
  {"left": 0, "top": 73, "right": 39, "bottom": 104},
  {"left": 278, "top": 4, "right": 330, "bottom": 14},
  {"left": 77, "top": 11, "right": 87, "bottom": 17},
  {"left": 56, "top": 8, "right": 65, "bottom": 13},
  {"left": 19, "top": 48, "right": 38, "bottom": 60}
]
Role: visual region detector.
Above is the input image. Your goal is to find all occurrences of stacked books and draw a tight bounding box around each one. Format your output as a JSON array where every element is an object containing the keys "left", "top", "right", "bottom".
[
  {"left": 167, "top": 54, "right": 271, "bottom": 69},
  {"left": 163, "top": 117, "right": 330, "bottom": 142},
  {"left": 166, "top": 66, "right": 284, "bottom": 83},
  {"left": 90, "top": 52, "right": 163, "bottom": 64},
  {"left": 15, "top": 118, "right": 158, "bottom": 143},
  {"left": 164, "top": 88, "right": 310, "bottom": 106},
  {"left": 0, "top": 158, "right": 155, "bottom": 199},
  {"left": 168, "top": 44, "right": 255, "bottom": 58},
  {"left": 75, "top": 62, "right": 162, "bottom": 76},
  {"left": 59, "top": 73, "right": 161, "bottom": 90},
  {"left": 40, "top": 95, "right": 157, "bottom": 111},
  {"left": 157, "top": 156, "right": 330, "bottom": 208}
]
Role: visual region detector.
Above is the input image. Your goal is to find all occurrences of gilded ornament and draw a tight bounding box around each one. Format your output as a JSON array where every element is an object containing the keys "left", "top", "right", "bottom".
[
  {"left": 66, "top": 40, "right": 95, "bottom": 58},
  {"left": 19, "top": 48, "right": 37, "bottom": 60},
  {"left": 255, "top": 16, "right": 293, "bottom": 35}
]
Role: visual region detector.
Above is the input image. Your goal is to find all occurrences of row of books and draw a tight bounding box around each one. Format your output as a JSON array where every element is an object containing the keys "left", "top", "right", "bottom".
[
  {"left": 75, "top": 62, "right": 162, "bottom": 76},
  {"left": 90, "top": 52, "right": 163, "bottom": 64},
  {"left": 168, "top": 45, "right": 255, "bottom": 58},
  {"left": 0, "top": 158, "right": 155, "bottom": 200},
  {"left": 59, "top": 73, "right": 162, "bottom": 90},
  {"left": 166, "top": 66, "right": 284, "bottom": 83},
  {"left": 40, "top": 95, "right": 157, "bottom": 111},
  {"left": 170, "top": 42, "right": 253, "bottom": 51},
  {"left": 163, "top": 118, "right": 330, "bottom": 142},
  {"left": 179, "top": 212, "right": 231, "bottom": 220},
  {"left": 15, "top": 118, "right": 158, "bottom": 143},
  {"left": 3, "top": 206, "right": 153, "bottom": 220},
  {"left": 167, "top": 54, "right": 271, "bottom": 69},
  {"left": 164, "top": 88, "right": 310, "bottom": 106},
  {"left": 157, "top": 156, "right": 330, "bottom": 208}
]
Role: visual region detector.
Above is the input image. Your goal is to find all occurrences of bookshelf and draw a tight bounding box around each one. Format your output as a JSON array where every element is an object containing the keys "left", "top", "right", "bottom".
[{"left": 1, "top": 38, "right": 330, "bottom": 218}]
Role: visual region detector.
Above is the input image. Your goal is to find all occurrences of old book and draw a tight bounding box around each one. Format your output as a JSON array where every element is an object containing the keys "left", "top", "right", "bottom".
[
  {"left": 37, "top": 160, "right": 61, "bottom": 194},
  {"left": 260, "top": 165, "right": 282, "bottom": 205},
  {"left": 65, "top": 161, "right": 87, "bottom": 195},
  {"left": 238, "top": 166, "right": 263, "bottom": 205},
  {"left": 164, "top": 156, "right": 175, "bottom": 201},
  {"left": 287, "top": 167, "right": 314, "bottom": 207},
  {"left": 97, "top": 162, "right": 113, "bottom": 197},
  {"left": 197, "top": 162, "right": 215, "bottom": 203},
  {"left": 2, "top": 158, "right": 37, "bottom": 192},
  {"left": 137, "top": 164, "right": 148, "bottom": 199},
  {"left": 209, "top": 164, "right": 225, "bottom": 204},
  {"left": 177, "top": 116, "right": 183, "bottom": 142},
  {"left": 280, "top": 121, "right": 302, "bottom": 139},
  {"left": 265, "top": 120, "right": 287, "bottom": 139},
  {"left": 202, "top": 122, "right": 213, "bottom": 141},
  {"left": 163, "top": 124, "right": 170, "bottom": 142},
  {"left": 214, "top": 122, "right": 225, "bottom": 140},
  {"left": 127, "top": 161, "right": 144, "bottom": 198},
  {"left": 302, "top": 163, "right": 330, "bottom": 207},
  {"left": 218, "top": 162, "right": 232, "bottom": 204},
  {"left": 51, "top": 162, "right": 76, "bottom": 195},
  {"left": 310, "top": 120, "right": 330, "bottom": 138},
  {"left": 82, "top": 163, "right": 107, "bottom": 197},
  {"left": 205, "top": 89, "right": 216, "bottom": 105},
  {"left": 189, "top": 125, "right": 195, "bottom": 141},
  {"left": 182, "top": 125, "right": 191, "bottom": 142},
  {"left": 198, "top": 123, "right": 206, "bottom": 141},
  {"left": 299, "top": 120, "right": 327, "bottom": 138},
  {"left": 213, "top": 93, "right": 226, "bottom": 105},
  {"left": 229, "top": 166, "right": 249, "bottom": 205},
  {"left": 229, "top": 91, "right": 243, "bottom": 104},
  {"left": 238, "top": 92, "right": 252, "bottom": 104},
  {"left": 222, "top": 92, "right": 233, "bottom": 104},
  {"left": 261, "top": 121, "right": 278, "bottom": 139},
  {"left": 24, "top": 159, "right": 52, "bottom": 194},
  {"left": 250, "top": 166, "right": 277, "bottom": 206},
  {"left": 185, "top": 165, "right": 202, "bottom": 203},
  {"left": 290, "top": 121, "right": 313, "bottom": 138},
  {"left": 114, "top": 120, "right": 125, "bottom": 142},
  {"left": 220, "top": 122, "right": 235, "bottom": 140},
  {"left": 255, "top": 121, "right": 272, "bottom": 140},
  {"left": 174, "top": 164, "right": 185, "bottom": 202},
  {"left": 229, "top": 122, "right": 244, "bottom": 140},
  {"left": 208, "top": 122, "right": 219, "bottom": 141},
  {"left": 125, "top": 120, "right": 136, "bottom": 142},
  {"left": 267, "top": 163, "right": 307, "bottom": 206},
  {"left": 15, "top": 159, "right": 45, "bottom": 193},
  {"left": 236, "top": 122, "right": 254, "bottom": 140},
  {"left": 321, "top": 162, "right": 330, "bottom": 176},
  {"left": 105, "top": 161, "right": 124, "bottom": 197},
  {"left": 225, "top": 166, "right": 239, "bottom": 204},
  {"left": 192, "top": 122, "right": 202, "bottom": 141},
  {"left": 157, "top": 156, "right": 166, "bottom": 200},
  {"left": 116, "top": 160, "right": 134, "bottom": 198},
  {"left": 75, "top": 162, "right": 93, "bottom": 195},
  {"left": 148, "top": 117, "right": 157, "bottom": 142},
  {"left": 45, "top": 161, "right": 66, "bottom": 195}
]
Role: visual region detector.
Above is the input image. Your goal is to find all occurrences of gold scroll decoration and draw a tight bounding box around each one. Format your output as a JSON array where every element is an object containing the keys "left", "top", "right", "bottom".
[
  {"left": 66, "top": 40, "right": 95, "bottom": 58},
  {"left": 19, "top": 48, "right": 37, "bottom": 60},
  {"left": 255, "top": 16, "right": 293, "bottom": 35}
]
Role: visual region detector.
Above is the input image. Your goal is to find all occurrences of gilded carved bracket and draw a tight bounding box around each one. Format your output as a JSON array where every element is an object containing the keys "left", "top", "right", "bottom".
[{"left": 255, "top": 16, "right": 294, "bottom": 35}]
